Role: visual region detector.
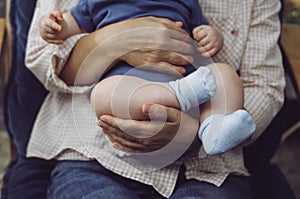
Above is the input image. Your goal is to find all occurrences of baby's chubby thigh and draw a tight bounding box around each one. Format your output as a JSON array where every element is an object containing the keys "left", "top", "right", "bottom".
[{"left": 90, "top": 75, "right": 151, "bottom": 120}]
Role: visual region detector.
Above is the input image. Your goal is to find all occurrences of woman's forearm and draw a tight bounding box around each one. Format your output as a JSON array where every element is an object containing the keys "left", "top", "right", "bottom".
[
  {"left": 59, "top": 17, "right": 194, "bottom": 86},
  {"left": 60, "top": 19, "right": 151, "bottom": 86},
  {"left": 59, "top": 23, "right": 124, "bottom": 85}
]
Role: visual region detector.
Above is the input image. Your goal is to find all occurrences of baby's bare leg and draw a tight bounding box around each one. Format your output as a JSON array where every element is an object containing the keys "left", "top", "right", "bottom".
[
  {"left": 90, "top": 75, "right": 180, "bottom": 120},
  {"left": 91, "top": 65, "right": 255, "bottom": 155},
  {"left": 199, "top": 63, "right": 244, "bottom": 123},
  {"left": 198, "top": 63, "right": 255, "bottom": 155}
]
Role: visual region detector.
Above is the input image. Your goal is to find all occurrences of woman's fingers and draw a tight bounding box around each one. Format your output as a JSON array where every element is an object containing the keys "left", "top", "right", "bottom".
[
  {"left": 158, "top": 28, "right": 193, "bottom": 53},
  {"left": 99, "top": 116, "right": 165, "bottom": 153},
  {"left": 166, "top": 52, "right": 194, "bottom": 65},
  {"left": 167, "top": 37, "right": 194, "bottom": 54},
  {"left": 45, "top": 39, "right": 64, "bottom": 44},
  {"left": 120, "top": 49, "right": 193, "bottom": 75},
  {"left": 135, "top": 62, "right": 183, "bottom": 75},
  {"left": 142, "top": 49, "right": 193, "bottom": 65},
  {"left": 99, "top": 118, "right": 143, "bottom": 151},
  {"left": 142, "top": 104, "right": 180, "bottom": 123},
  {"left": 125, "top": 17, "right": 194, "bottom": 54},
  {"left": 138, "top": 61, "right": 189, "bottom": 75},
  {"left": 152, "top": 17, "right": 189, "bottom": 36},
  {"left": 137, "top": 29, "right": 193, "bottom": 54},
  {"left": 98, "top": 103, "right": 200, "bottom": 154},
  {"left": 105, "top": 132, "right": 146, "bottom": 153},
  {"left": 98, "top": 104, "right": 183, "bottom": 153},
  {"left": 99, "top": 116, "right": 148, "bottom": 138}
]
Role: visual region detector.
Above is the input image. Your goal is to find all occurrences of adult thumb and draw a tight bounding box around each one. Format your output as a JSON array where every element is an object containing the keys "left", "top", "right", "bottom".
[{"left": 142, "top": 104, "right": 180, "bottom": 122}]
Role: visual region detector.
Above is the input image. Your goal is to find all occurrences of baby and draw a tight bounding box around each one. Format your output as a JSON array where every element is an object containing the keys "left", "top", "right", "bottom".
[{"left": 40, "top": 0, "right": 256, "bottom": 155}]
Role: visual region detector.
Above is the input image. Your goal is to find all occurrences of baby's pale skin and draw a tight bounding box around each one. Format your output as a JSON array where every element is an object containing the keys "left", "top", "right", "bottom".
[
  {"left": 90, "top": 63, "right": 244, "bottom": 125},
  {"left": 40, "top": 10, "right": 243, "bottom": 130},
  {"left": 40, "top": 10, "right": 248, "bottom": 155}
]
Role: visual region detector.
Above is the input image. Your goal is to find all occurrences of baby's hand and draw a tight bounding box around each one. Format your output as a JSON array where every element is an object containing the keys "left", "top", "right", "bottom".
[
  {"left": 193, "top": 25, "right": 224, "bottom": 57},
  {"left": 39, "top": 11, "right": 64, "bottom": 44}
]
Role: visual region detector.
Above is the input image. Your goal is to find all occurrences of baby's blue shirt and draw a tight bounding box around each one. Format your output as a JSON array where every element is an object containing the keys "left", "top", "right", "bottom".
[{"left": 71, "top": 0, "right": 208, "bottom": 81}]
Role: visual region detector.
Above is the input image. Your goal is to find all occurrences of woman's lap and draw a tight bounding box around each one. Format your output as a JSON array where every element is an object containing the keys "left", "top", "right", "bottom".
[
  {"left": 48, "top": 160, "right": 253, "bottom": 199},
  {"left": 170, "top": 171, "right": 252, "bottom": 199},
  {"left": 47, "top": 160, "right": 153, "bottom": 199}
]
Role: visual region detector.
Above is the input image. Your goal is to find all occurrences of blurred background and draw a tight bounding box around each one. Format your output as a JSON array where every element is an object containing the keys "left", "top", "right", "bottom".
[
  {"left": 0, "top": 0, "right": 300, "bottom": 197},
  {"left": 0, "top": 0, "right": 9, "bottom": 188}
]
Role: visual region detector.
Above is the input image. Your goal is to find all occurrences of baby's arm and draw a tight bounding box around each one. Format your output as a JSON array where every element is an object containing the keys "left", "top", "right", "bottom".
[
  {"left": 192, "top": 25, "right": 224, "bottom": 57},
  {"left": 39, "top": 11, "right": 82, "bottom": 44}
]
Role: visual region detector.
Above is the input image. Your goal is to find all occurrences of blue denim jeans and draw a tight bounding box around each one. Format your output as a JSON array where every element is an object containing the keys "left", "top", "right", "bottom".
[
  {"left": 1, "top": 155, "right": 56, "bottom": 199},
  {"left": 48, "top": 160, "right": 253, "bottom": 199}
]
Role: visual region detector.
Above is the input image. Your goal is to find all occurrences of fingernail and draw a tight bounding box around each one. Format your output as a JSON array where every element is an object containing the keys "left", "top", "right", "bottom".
[
  {"left": 100, "top": 117, "right": 107, "bottom": 123},
  {"left": 97, "top": 121, "right": 103, "bottom": 127}
]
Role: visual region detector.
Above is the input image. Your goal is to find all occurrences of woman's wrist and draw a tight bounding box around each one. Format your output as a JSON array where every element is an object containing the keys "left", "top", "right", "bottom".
[{"left": 60, "top": 22, "right": 130, "bottom": 85}]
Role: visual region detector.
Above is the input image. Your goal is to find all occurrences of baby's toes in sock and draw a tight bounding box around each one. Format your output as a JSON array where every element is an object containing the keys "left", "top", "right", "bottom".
[{"left": 199, "top": 110, "right": 256, "bottom": 155}]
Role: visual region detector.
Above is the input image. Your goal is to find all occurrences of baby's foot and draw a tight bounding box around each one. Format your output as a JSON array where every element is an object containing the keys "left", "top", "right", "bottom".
[{"left": 198, "top": 109, "right": 256, "bottom": 155}]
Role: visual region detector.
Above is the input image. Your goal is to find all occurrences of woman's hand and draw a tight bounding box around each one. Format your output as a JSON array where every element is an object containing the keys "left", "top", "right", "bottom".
[
  {"left": 119, "top": 17, "right": 194, "bottom": 75},
  {"left": 98, "top": 104, "right": 199, "bottom": 153},
  {"left": 61, "top": 17, "right": 195, "bottom": 85},
  {"left": 120, "top": 49, "right": 193, "bottom": 75}
]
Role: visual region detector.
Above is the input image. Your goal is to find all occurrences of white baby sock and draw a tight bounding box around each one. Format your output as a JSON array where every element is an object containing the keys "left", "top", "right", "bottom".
[
  {"left": 198, "top": 109, "right": 256, "bottom": 155},
  {"left": 169, "top": 67, "right": 216, "bottom": 111}
]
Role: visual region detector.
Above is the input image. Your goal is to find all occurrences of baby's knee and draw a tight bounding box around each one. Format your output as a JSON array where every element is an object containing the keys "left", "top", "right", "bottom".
[
  {"left": 209, "top": 63, "right": 242, "bottom": 88},
  {"left": 207, "top": 63, "right": 244, "bottom": 107}
]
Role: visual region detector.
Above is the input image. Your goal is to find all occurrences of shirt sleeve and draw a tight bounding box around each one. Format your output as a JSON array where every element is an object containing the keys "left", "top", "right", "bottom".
[
  {"left": 25, "top": 0, "right": 93, "bottom": 94},
  {"left": 189, "top": 0, "right": 209, "bottom": 31},
  {"left": 71, "top": 0, "right": 95, "bottom": 32},
  {"left": 239, "top": 0, "right": 285, "bottom": 142}
]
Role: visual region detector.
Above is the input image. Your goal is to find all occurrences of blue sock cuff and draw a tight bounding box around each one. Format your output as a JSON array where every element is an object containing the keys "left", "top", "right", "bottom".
[{"left": 169, "top": 67, "right": 216, "bottom": 112}]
